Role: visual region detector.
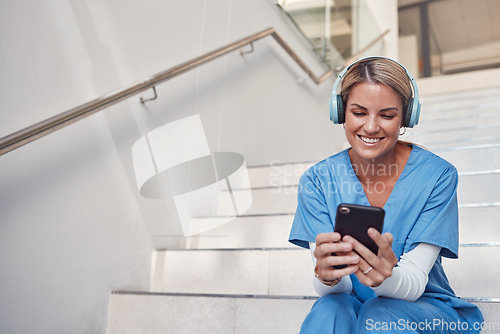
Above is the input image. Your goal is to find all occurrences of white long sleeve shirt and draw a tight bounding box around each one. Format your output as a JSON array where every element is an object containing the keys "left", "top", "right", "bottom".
[{"left": 309, "top": 242, "right": 441, "bottom": 302}]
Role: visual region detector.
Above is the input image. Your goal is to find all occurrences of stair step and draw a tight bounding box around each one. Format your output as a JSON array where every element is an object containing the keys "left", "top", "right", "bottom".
[
  {"left": 470, "top": 301, "right": 500, "bottom": 334},
  {"left": 419, "top": 87, "right": 500, "bottom": 109},
  {"left": 406, "top": 124, "right": 500, "bottom": 150},
  {"left": 151, "top": 248, "right": 316, "bottom": 297},
  {"left": 442, "top": 245, "right": 500, "bottom": 298},
  {"left": 245, "top": 156, "right": 500, "bottom": 193},
  {"left": 247, "top": 162, "right": 314, "bottom": 189},
  {"left": 459, "top": 173, "right": 500, "bottom": 204},
  {"left": 217, "top": 174, "right": 500, "bottom": 218},
  {"left": 150, "top": 204, "right": 500, "bottom": 250},
  {"left": 435, "top": 145, "right": 500, "bottom": 172},
  {"left": 152, "top": 245, "right": 500, "bottom": 299},
  {"left": 410, "top": 86, "right": 500, "bottom": 148},
  {"left": 106, "top": 292, "right": 500, "bottom": 334},
  {"left": 423, "top": 136, "right": 500, "bottom": 152},
  {"left": 232, "top": 187, "right": 297, "bottom": 216},
  {"left": 419, "top": 102, "right": 500, "bottom": 124},
  {"left": 153, "top": 214, "right": 294, "bottom": 250},
  {"left": 422, "top": 107, "right": 500, "bottom": 122},
  {"left": 459, "top": 206, "right": 500, "bottom": 244},
  {"left": 414, "top": 111, "right": 500, "bottom": 130},
  {"left": 106, "top": 292, "right": 315, "bottom": 334}
]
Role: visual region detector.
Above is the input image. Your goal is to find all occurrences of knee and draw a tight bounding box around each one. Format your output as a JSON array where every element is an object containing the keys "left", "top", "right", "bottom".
[
  {"left": 358, "top": 297, "right": 400, "bottom": 321},
  {"left": 314, "top": 293, "right": 360, "bottom": 315},
  {"left": 356, "top": 297, "right": 408, "bottom": 333},
  {"left": 314, "top": 294, "right": 362, "bottom": 322},
  {"left": 300, "top": 294, "right": 361, "bottom": 334}
]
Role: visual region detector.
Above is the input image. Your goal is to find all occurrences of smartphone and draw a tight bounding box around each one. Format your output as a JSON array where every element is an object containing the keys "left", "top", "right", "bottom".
[{"left": 333, "top": 203, "right": 385, "bottom": 268}]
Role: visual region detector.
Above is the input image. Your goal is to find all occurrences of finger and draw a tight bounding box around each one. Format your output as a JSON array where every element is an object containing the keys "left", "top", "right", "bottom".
[
  {"left": 378, "top": 231, "right": 393, "bottom": 249},
  {"left": 316, "top": 251, "right": 361, "bottom": 281},
  {"left": 318, "top": 264, "right": 359, "bottom": 281},
  {"left": 354, "top": 269, "right": 384, "bottom": 288},
  {"left": 313, "top": 233, "right": 343, "bottom": 259},
  {"left": 354, "top": 261, "right": 387, "bottom": 288},
  {"left": 340, "top": 236, "right": 378, "bottom": 271},
  {"left": 361, "top": 265, "right": 373, "bottom": 275},
  {"left": 367, "top": 229, "right": 398, "bottom": 276},
  {"left": 335, "top": 264, "right": 359, "bottom": 278},
  {"left": 315, "top": 232, "right": 342, "bottom": 245},
  {"left": 343, "top": 235, "right": 378, "bottom": 265},
  {"left": 359, "top": 263, "right": 383, "bottom": 281},
  {"left": 336, "top": 249, "right": 357, "bottom": 257},
  {"left": 324, "top": 252, "right": 360, "bottom": 268},
  {"left": 367, "top": 228, "right": 393, "bottom": 256},
  {"left": 339, "top": 244, "right": 384, "bottom": 287},
  {"left": 314, "top": 240, "right": 353, "bottom": 259},
  {"left": 343, "top": 235, "right": 392, "bottom": 283}
]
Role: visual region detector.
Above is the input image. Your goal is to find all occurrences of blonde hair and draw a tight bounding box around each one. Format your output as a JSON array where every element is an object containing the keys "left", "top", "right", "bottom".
[{"left": 340, "top": 58, "right": 413, "bottom": 115}]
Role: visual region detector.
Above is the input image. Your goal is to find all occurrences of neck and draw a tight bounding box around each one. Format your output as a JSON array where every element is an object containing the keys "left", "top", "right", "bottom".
[
  {"left": 351, "top": 158, "right": 400, "bottom": 182},
  {"left": 349, "top": 142, "right": 409, "bottom": 182}
]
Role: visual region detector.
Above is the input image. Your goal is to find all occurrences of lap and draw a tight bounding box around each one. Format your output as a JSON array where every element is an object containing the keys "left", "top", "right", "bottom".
[
  {"left": 301, "top": 295, "right": 479, "bottom": 334},
  {"left": 300, "top": 294, "right": 362, "bottom": 334}
]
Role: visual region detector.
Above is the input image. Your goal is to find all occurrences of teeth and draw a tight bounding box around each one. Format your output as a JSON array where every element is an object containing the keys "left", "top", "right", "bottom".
[{"left": 360, "top": 136, "right": 382, "bottom": 144}]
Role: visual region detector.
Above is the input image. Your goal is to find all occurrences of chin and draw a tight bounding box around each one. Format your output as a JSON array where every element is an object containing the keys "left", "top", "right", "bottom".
[{"left": 350, "top": 140, "right": 396, "bottom": 162}]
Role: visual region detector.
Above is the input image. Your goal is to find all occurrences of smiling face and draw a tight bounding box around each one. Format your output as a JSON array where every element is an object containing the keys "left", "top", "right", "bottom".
[{"left": 344, "top": 82, "right": 404, "bottom": 164}]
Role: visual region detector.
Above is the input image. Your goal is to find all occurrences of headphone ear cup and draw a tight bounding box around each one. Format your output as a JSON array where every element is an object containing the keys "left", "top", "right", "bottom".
[
  {"left": 329, "top": 95, "right": 336, "bottom": 123},
  {"left": 404, "top": 98, "right": 414, "bottom": 128},
  {"left": 337, "top": 95, "right": 345, "bottom": 124}
]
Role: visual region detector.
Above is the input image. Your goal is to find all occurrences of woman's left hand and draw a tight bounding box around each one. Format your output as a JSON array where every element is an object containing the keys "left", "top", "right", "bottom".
[{"left": 343, "top": 228, "right": 398, "bottom": 287}]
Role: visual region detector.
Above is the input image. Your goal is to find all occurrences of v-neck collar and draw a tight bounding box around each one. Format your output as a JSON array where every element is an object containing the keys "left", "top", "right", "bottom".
[{"left": 342, "top": 144, "right": 416, "bottom": 209}]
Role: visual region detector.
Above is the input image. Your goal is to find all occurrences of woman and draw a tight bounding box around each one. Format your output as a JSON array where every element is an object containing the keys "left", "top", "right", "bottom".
[{"left": 289, "top": 57, "right": 483, "bottom": 333}]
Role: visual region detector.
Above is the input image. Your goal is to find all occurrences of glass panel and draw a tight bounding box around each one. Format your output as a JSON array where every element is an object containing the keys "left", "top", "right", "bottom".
[
  {"left": 277, "top": 0, "right": 382, "bottom": 69},
  {"left": 328, "top": 0, "right": 355, "bottom": 65},
  {"left": 352, "top": 0, "right": 383, "bottom": 56},
  {"left": 277, "top": 0, "right": 331, "bottom": 61}
]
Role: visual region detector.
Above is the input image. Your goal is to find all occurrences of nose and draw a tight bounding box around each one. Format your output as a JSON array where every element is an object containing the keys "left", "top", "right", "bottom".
[{"left": 364, "top": 115, "right": 380, "bottom": 134}]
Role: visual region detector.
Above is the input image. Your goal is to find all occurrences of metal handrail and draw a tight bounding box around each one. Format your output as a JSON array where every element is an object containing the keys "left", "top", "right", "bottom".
[{"left": 0, "top": 27, "right": 388, "bottom": 156}]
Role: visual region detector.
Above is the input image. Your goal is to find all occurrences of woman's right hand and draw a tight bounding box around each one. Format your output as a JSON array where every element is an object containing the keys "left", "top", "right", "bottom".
[{"left": 314, "top": 232, "right": 360, "bottom": 281}]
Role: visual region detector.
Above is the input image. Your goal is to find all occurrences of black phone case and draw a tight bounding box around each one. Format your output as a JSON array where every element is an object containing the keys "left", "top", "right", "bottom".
[{"left": 334, "top": 203, "right": 385, "bottom": 255}]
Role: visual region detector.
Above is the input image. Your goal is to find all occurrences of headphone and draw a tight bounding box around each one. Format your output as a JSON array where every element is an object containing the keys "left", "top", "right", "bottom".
[{"left": 329, "top": 56, "right": 421, "bottom": 128}]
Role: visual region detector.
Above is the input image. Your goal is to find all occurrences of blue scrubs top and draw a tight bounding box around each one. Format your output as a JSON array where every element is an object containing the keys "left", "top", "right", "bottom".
[{"left": 289, "top": 145, "right": 482, "bottom": 324}]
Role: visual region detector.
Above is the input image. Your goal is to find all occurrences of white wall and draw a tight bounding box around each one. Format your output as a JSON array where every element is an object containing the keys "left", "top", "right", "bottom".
[
  {"left": 0, "top": 0, "right": 349, "bottom": 333},
  {"left": 366, "top": 0, "right": 398, "bottom": 58},
  {"left": 399, "top": 35, "right": 419, "bottom": 76},
  {"left": 417, "top": 67, "right": 500, "bottom": 96},
  {"left": 0, "top": 4, "right": 155, "bottom": 334},
  {"left": 354, "top": 0, "right": 398, "bottom": 59}
]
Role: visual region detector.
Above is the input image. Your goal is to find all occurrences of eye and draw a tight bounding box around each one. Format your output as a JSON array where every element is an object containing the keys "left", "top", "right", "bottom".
[
  {"left": 351, "top": 111, "right": 366, "bottom": 116},
  {"left": 381, "top": 114, "right": 396, "bottom": 120}
]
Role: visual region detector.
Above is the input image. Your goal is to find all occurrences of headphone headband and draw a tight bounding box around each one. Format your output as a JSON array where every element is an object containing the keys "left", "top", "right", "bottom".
[{"left": 329, "top": 56, "right": 421, "bottom": 128}]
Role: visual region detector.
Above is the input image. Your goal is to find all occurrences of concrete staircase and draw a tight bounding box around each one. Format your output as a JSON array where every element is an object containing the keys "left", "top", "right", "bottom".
[{"left": 106, "top": 87, "right": 500, "bottom": 333}]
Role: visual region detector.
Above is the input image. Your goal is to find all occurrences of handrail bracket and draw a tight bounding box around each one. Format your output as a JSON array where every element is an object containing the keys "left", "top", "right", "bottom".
[
  {"left": 240, "top": 42, "right": 255, "bottom": 56},
  {"left": 140, "top": 86, "right": 158, "bottom": 104}
]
